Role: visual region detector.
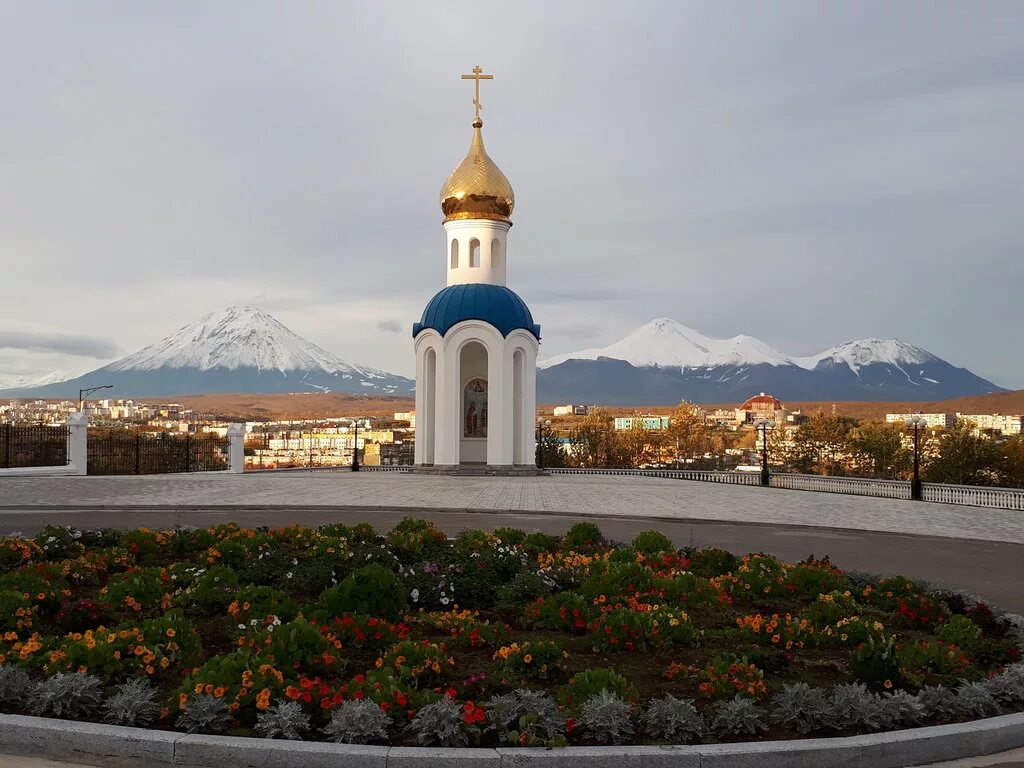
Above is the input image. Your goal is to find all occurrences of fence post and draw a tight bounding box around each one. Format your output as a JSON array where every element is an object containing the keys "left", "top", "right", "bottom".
[
  {"left": 66, "top": 412, "right": 88, "bottom": 475},
  {"left": 2, "top": 423, "right": 9, "bottom": 469},
  {"left": 227, "top": 424, "right": 246, "bottom": 474},
  {"left": 135, "top": 434, "right": 141, "bottom": 475},
  {"left": 184, "top": 435, "right": 191, "bottom": 473}
]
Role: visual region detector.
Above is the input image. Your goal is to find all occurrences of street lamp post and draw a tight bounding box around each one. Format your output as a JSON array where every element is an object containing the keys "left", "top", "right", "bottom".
[
  {"left": 755, "top": 418, "right": 776, "bottom": 487},
  {"left": 79, "top": 385, "right": 113, "bottom": 413},
  {"left": 536, "top": 417, "right": 551, "bottom": 469},
  {"left": 351, "top": 419, "right": 361, "bottom": 472},
  {"left": 904, "top": 413, "right": 926, "bottom": 500}
]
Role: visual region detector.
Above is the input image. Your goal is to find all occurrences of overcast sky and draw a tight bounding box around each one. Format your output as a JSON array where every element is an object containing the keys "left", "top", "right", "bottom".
[{"left": 1, "top": 2, "right": 1022, "bottom": 386}]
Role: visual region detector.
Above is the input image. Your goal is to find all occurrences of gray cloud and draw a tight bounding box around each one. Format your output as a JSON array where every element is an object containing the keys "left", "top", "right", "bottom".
[
  {"left": 0, "top": 2, "right": 1020, "bottom": 386},
  {"left": 0, "top": 331, "right": 120, "bottom": 359},
  {"left": 376, "top": 320, "right": 403, "bottom": 334}
]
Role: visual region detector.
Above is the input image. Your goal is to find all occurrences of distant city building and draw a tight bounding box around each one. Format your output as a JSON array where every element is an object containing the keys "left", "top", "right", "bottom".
[
  {"left": 552, "top": 404, "right": 590, "bottom": 417},
  {"left": 614, "top": 416, "right": 670, "bottom": 431},
  {"left": 393, "top": 412, "right": 416, "bottom": 427},
  {"left": 956, "top": 413, "right": 1022, "bottom": 435},
  {"left": 885, "top": 413, "right": 955, "bottom": 429}
]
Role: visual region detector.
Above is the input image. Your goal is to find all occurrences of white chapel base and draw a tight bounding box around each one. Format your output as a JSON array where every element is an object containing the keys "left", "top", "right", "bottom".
[{"left": 408, "top": 464, "right": 548, "bottom": 477}]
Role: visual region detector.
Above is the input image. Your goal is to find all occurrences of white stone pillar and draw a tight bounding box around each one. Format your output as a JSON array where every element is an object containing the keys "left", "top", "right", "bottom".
[
  {"left": 227, "top": 423, "right": 246, "bottom": 473},
  {"left": 66, "top": 412, "right": 88, "bottom": 475}
]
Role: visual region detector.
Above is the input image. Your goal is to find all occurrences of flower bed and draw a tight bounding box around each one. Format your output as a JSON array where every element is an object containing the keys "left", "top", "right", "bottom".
[{"left": 0, "top": 519, "right": 1021, "bottom": 747}]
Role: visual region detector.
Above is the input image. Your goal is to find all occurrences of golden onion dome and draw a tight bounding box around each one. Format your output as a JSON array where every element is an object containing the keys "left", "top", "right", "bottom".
[{"left": 439, "top": 117, "right": 514, "bottom": 223}]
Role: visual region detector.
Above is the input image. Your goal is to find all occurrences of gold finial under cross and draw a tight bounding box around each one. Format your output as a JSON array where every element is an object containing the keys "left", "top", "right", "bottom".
[{"left": 461, "top": 65, "right": 494, "bottom": 121}]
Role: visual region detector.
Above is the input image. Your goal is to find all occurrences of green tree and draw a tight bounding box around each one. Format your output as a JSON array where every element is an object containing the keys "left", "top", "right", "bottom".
[
  {"left": 850, "top": 421, "right": 911, "bottom": 479},
  {"left": 789, "top": 413, "right": 857, "bottom": 475},
  {"left": 923, "top": 420, "right": 1001, "bottom": 486},
  {"left": 666, "top": 400, "right": 714, "bottom": 464},
  {"left": 997, "top": 434, "right": 1024, "bottom": 488}
]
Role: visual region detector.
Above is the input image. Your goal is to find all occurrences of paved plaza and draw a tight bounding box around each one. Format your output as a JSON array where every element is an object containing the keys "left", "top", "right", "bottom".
[{"left": 1, "top": 470, "right": 1023, "bottom": 543}]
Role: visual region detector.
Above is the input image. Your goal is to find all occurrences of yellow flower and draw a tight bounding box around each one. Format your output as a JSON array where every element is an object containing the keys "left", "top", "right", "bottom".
[{"left": 523, "top": 654, "right": 533, "bottom": 664}]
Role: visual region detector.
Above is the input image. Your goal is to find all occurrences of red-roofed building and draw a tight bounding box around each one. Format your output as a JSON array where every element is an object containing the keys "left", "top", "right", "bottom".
[{"left": 738, "top": 392, "right": 786, "bottom": 423}]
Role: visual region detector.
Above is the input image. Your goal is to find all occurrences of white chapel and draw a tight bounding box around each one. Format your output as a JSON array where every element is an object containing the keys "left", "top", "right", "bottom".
[{"left": 412, "top": 67, "right": 541, "bottom": 473}]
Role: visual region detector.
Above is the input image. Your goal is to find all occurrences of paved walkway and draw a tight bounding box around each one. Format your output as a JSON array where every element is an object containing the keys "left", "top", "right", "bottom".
[{"left": 1, "top": 471, "right": 1023, "bottom": 543}]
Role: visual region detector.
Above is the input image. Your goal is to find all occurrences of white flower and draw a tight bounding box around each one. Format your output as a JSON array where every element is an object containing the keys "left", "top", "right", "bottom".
[
  {"left": 440, "top": 597, "right": 450, "bottom": 605},
  {"left": 286, "top": 572, "right": 293, "bottom": 579},
  {"left": 238, "top": 624, "right": 246, "bottom": 630},
  {"left": 410, "top": 589, "right": 420, "bottom": 602}
]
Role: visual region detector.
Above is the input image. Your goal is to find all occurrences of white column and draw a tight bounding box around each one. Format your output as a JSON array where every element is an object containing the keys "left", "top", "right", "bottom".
[
  {"left": 414, "top": 346, "right": 426, "bottom": 465},
  {"left": 227, "top": 423, "right": 246, "bottom": 473},
  {"left": 487, "top": 341, "right": 513, "bottom": 466},
  {"left": 435, "top": 339, "right": 461, "bottom": 467},
  {"left": 66, "top": 412, "right": 88, "bottom": 475}
]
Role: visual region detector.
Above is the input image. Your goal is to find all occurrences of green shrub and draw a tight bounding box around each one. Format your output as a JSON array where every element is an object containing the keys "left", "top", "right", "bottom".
[
  {"left": 850, "top": 634, "right": 902, "bottom": 690},
  {"left": 580, "top": 562, "right": 656, "bottom": 600},
  {"left": 525, "top": 592, "right": 591, "bottom": 633},
  {"left": 939, "top": 615, "right": 983, "bottom": 651},
  {"left": 521, "top": 532, "right": 560, "bottom": 557},
  {"left": 228, "top": 585, "right": 297, "bottom": 628},
  {"left": 493, "top": 640, "right": 567, "bottom": 679},
  {"left": 803, "top": 590, "right": 861, "bottom": 627},
  {"left": 559, "top": 667, "right": 633, "bottom": 713},
  {"left": 631, "top": 530, "right": 673, "bottom": 555},
  {"left": 688, "top": 548, "right": 739, "bottom": 578},
  {"left": 563, "top": 522, "right": 605, "bottom": 551},
  {"left": 240, "top": 618, "right": 346, "bottom": 678},
  {"left": 386, "top": 519, "right": 448, "bottom": 564},
  {"left": 492, "top": 527, "right": 527, "bottom": 546},
  {"left": 174, "top": 565, "right": 239, "bottom": 616},
  {"left": 33, "top": 527, "right": 84, "bottom": 561},
  {"left": 318, "top": 564, "right": 407, "bottom": 621},
  {"left": 99, "top": 567, "right": 169, "bottom": 618},
  {"left": 785, "top": 558, "right": 850, "bottom": 598}
]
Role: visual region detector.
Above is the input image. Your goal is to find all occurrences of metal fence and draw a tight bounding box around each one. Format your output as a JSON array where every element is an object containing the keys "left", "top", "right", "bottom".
[
  {"left": 547, "top": 467, "right": 1024, "bottom": 510},
  {"left": 87, "top": 432, "right": 229, "bottom": 475},
  {"left": 0, "top": 423, "right": 69, "bottom": 469}
]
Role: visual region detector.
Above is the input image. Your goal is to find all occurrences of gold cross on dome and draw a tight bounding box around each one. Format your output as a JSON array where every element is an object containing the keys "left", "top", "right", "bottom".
[{"left": 461, "top": 65, "right": 494, "bottom": 120}]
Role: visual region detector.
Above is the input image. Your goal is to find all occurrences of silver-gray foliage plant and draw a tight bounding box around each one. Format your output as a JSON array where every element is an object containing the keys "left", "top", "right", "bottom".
[
  {"left": 642, "top": 694, "right": 704, "bottom": 743},
  {"left": 769, "top": 682, "right": 828, "bottom": 734},
  {"left": 0, "top": 665, "right": 32, "bottom": 707},
  {"left": 30, "top": 672, "right": 103, "bottom": 720},
  {"left": 999, "top": 614, "right": 1024, "bottom": 650},
  {"left": 175, "top": 694, "right": 230, "bottom": 735},
  {"left": 103, "top": 678, "right": 160, "bottom": 727},
  {"left": 986, "top": 664, "right": 1024, "bottom": 709},
  {"left": 825, "top": 683, "right": 884, "bottom": 732},
  {"left": 486, "top": 689, "right": 565, "bottom": 742},
  {"left": 325, "top": 699, "right": 392, "bottom": 744},
  {"left": 710, "top": 695, "right": 768, "bottom": 737},
  {"left": 253, "top": 700, "right": 311, "bottom": 740},
  {"left": 916, "top": 685, "right": 960, "bottom": 721},
  {"left": 954, "top": 681, "right": 1001, "bottom": 718},
  {"left": 875, "top": 690, "right": 926, "bottom": 730},
  {"left": 578, "top": 689, "right": 634, "bottom": 745},
  {"left": 408, "top": 698, "right": 469, "bottom": 747}
]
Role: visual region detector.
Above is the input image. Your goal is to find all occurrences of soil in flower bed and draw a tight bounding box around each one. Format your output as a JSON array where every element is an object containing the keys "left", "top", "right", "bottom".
[{"left": 0, "top": 518, "right": 1020, "bottom": 746}]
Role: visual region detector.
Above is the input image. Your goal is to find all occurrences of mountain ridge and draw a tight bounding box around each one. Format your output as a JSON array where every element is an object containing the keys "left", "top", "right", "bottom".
[
  {"left": 0, "top": 307, "right": 414, "bottom": 398},
  {"left": 537, "top": 318, "right": 1003, "bottom": 404}
]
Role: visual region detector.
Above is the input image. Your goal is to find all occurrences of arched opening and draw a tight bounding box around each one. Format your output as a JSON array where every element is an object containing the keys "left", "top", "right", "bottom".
[
  {"left": 450, "top": 239, "right": 459, "bottom": 269},
  {"left": 459, "top": 341, "right": 488, "bottom": 464},
  {"left": 513, "top": 348, "right": 524, "bottom": 464},
  {"left": 491, "top": 238, "right": 502, "bottom": 270},
  {"left": 469, "top": 238, "right": 481, "bottom": 268},
  {"left": 423, "top": 348, "right": 436, "bottom": 465}
]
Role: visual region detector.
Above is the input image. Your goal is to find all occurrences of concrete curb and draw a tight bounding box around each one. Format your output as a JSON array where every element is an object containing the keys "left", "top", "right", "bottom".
[{"left": 0, "top": 712, "right": 1022, "bottom": 768}]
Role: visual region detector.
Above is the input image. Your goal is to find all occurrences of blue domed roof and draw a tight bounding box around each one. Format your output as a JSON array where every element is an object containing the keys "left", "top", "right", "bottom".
[{"left": 413, "top": 284, "right": 540, "bottom": 340}]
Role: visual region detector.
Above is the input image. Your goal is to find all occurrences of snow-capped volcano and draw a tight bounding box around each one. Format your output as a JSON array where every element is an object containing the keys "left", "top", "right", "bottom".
[
  {"left": 537, "top": 319, "right": 1003, "bottom": 404},
  {"left": 539, "top": 318, "right": 794, "bottom": 370},
  {"left": 793, "top": 339, "right": 935, "bottom": 374},
  {"left": 0, "top": 307, "right": 414, "bottom": 398},
  {"left": 108, "top": 306, "right": 381, "bottom": 376}
]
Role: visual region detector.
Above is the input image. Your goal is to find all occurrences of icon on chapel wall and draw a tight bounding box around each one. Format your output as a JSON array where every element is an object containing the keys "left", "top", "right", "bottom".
[{"left": 464, "top": 378, "right": 488, "bottom": 438}]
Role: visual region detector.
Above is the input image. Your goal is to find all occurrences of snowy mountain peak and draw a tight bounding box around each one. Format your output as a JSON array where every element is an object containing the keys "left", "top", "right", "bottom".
[
  {"left": 107, "top": 305, "right": 388, "bottom": 379},
  {"left": 795, "top": 338, "right": 936, "bottom": 374},
  {"left": 538, "top": 318, "right": 794, "bottom": 370}
]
